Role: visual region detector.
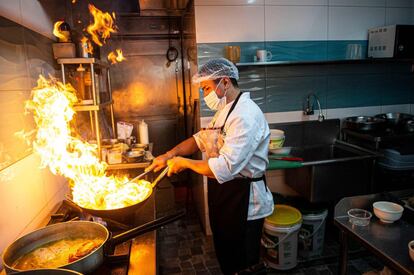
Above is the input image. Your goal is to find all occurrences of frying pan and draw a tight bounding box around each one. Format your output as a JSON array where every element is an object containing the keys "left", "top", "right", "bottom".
[
  {"left": 344, "top": 116, "right": 386, "bottom": 131},
  {"left": 3, "top": 209, "right": 185, "bottom": 274},
  {"left": 75, "top": 167, "right": 169, "bottom": 220}
]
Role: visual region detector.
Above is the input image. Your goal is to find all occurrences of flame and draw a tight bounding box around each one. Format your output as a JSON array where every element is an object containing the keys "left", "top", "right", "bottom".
[
  {"left": 53, "top": 21, "right": 70, "bottom": 42},
  {"left": 81, "top": 36, "right": 94, "bottom": 54},
  {"left": 107, "top": 49, "right": 126, "bottom": 64},
  {"left": 86, "top": 4, "right": 116, "bottom": 47},
  {"left": 25, "top": 75, "right": 152, "bottom": 210}
]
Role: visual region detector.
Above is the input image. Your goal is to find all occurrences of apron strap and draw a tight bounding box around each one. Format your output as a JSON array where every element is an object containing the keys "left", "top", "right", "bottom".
[{"left": 220, "top": 92, "right": 243, "bottom": 131}]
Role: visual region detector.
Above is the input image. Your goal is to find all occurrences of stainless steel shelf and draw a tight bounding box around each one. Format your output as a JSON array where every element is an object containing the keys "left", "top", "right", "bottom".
[
  {"left": 73, "top": 100, "right": 113, "bottom": 111},
  {"left": 107, "top": 162, "right": 151, "bottom": 170},
  {"left": 236, "top": 58, "right": 414, "bottom": 67},
  {"left": 57, "top": 58, "right": 109, "bottom": 68}
]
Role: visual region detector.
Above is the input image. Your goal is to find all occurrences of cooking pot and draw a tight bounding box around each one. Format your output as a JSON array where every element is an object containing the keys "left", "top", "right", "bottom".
[
  {"left": 3, "top": 209, "right": 185, "bottom": 274},
  {"left": 344, "top": 116, "right": 386, "bottom": 131}
]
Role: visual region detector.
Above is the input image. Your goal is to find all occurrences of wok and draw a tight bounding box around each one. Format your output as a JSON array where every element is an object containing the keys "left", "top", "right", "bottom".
[
  {"left": 3, "top": 209, "right": 185, "bottom": 274},
  {"left": 76, "top": 167, "right": 169, "bottom": 220},
  {"left": 344, "top": 116, "right": 386, "bottom": 131},
  {"left": 375, "top": 112, "right": 413, "bottom": 126}
]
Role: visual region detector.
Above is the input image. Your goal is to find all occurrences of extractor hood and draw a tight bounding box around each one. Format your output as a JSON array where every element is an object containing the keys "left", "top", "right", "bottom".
[{"left": 121, "top": 0, "right": 190, "bottom": 17}]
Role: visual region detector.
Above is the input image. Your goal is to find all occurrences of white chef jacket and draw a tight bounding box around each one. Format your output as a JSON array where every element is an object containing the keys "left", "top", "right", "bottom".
[{"left": 193, "top": 92, "right": 274, "bottom": 220}]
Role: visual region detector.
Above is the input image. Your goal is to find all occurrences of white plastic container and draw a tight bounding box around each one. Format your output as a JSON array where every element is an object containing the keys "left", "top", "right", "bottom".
[
  {"left": 262, "top": 205, "right": 302, "bottom": 270},
  {"left": 269, "top": 129, "right": 285, "bottom": 150},
  {"left": 298, "top": 209, "right": 328, "bottom": 258},
  {"left": 139, "top": 120, "right": 149, "bottom": 145}
]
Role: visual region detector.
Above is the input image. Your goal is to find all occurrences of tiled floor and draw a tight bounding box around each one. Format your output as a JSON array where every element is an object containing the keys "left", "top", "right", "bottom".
[{"left": 157, "top": 204, "right": 385, "bottom": 275}]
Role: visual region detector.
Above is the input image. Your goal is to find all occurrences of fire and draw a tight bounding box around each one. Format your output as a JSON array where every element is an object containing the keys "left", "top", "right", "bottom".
[
  {"left": 86, "top": 4, "right": 116, "bottom": 47},
  {"left": 53, "top": 21, "right": 70, "bottom": 42},
  {"left": 25, "top": 75, "right": 152, "bottom": 210},
  {"left": 107, "top": 49, "right": 126, "bottom": 64}
]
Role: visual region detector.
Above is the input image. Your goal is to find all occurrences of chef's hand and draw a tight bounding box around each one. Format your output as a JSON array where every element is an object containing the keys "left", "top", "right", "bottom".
[
  {"left": 167, "top": 157, "right": 187, "bottom": 177},
  {"left": 145, "top": 153, "right": 170, "bottom": 173}
]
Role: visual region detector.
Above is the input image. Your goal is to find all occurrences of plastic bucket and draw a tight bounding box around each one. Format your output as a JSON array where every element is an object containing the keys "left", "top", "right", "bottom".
[
  {"left": 298, "top": 209, "right": 328, "bottom": 258},
  {"left": 262, "top": 205, "right": 302, "bottom": 270},
  {"left": 269, "top": 129, "right": 285, "bottom": 149}
]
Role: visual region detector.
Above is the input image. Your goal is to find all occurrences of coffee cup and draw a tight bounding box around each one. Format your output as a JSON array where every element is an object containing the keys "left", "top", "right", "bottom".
[{"left": 256, "top": 50, "right": 272, "bottom": 62}]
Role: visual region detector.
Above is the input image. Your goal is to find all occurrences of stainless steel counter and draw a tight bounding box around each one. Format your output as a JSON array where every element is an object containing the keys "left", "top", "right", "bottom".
[{"left": 334, "top": 189, "right": 414, "bottom": 275}]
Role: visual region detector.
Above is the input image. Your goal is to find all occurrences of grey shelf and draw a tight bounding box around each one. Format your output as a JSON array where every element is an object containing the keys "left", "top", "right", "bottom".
[
  {"left": 73, "top": 100, "right": 114, "bottom": 112},
  {"left": 57, "top": 58, "right": 109, "bottom": 68},
  {"left": 236, "top": 58, "right": 414, "bottom": 67}
]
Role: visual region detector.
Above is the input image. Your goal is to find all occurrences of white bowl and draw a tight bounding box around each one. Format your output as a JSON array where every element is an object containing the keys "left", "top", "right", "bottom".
[
  {"left": 269, "top": 147, "right": 292, "bottom": 155},
  {"left": 409, "top": 240, "right": 414, "bottom": 262},
  {"left": 373, "top": 201, "right": 404, "bottom": 223}
]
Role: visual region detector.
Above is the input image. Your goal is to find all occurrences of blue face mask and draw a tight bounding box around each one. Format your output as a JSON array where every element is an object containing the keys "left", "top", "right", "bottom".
[{"left": 202, "top": 79, "right": 227, "bottom": 111}]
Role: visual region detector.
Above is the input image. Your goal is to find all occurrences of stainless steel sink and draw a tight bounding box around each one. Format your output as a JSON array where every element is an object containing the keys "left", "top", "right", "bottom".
[{"left": 285, "top": 140, "right": 377, "bottom": 202}]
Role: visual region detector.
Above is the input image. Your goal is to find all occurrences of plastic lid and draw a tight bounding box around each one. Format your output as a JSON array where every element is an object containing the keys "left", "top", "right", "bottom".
[{"left": 266, "top": 204, "right": 302, "bottom": 227}]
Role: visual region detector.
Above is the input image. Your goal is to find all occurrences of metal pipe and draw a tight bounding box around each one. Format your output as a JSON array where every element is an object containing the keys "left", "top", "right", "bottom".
[{"left": 179, "top": 18, "right": 188, "bottom": 137}]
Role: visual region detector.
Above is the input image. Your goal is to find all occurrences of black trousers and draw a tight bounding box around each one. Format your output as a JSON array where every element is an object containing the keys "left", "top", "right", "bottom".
[{"left": 212, "top": 218, "right": 265, "bottom": 275}]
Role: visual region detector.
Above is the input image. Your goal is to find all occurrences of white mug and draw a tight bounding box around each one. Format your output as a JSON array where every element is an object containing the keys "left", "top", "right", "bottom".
[{"left": 256, "top": 50, "right": 272, "bottom": 62}]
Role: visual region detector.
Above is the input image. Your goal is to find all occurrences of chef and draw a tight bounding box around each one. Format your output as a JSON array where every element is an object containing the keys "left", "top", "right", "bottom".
[{"left": 146, "top": 58, "right": 274, "bottom": 274}]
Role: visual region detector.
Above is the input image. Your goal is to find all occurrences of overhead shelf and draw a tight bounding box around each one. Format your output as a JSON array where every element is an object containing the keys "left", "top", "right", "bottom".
[
  {"left": 73, "top": 100, "right": 113, "bottom": 112},
  {"left": 236, "top": 58, "right": 414, "bottom": 67},
  {"left": 57, "top": 58, "right": 109, "bottom": 68}
]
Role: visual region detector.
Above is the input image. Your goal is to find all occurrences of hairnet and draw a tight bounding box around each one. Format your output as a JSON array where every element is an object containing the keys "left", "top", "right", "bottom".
[{"left": 192, "top": 58, "right": 239, "bottom": 83}]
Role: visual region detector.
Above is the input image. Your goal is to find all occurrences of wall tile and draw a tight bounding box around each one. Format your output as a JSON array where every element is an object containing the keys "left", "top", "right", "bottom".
[
  {"left": 381, "top": 73, "right": 414, "bottom": 105},
  {"left": 325, "top": 63, "right": 388, "bottom": 75},
  {"left": 0, "top": 17, "right": 29, "bottom": 91},
  {"left": 380, "top": 104, "right": 411, "bottom": 113},
  {"left": 266, "top": 41, "right": 328, "bottom": 61},
  {"left": 195, "top": 0, "right": 264, "bottom": 5},
  {"left": 266, "top": 64, "right": 328, "bottom": 78},
  {"left": 327, "top": 74, "right": 386, "bottom": 108},
  {"left": 265, "top": 6, "right": 328, "bottom": 41},
  {"left": 238, "top": 78, "right": 267, "bottom": 111},
  {"left": 385, "top": 0, "right": 414, "bottom": 7},
  {"left": 238, "top": 65, "right": 266, "bottom": 79},
  {"left": 329, "top": 0, "right": 386, "bottom": 6},
  {"left": 385, "top": 7, "right": 414, "bottom": 24},
  {"left": 197, "top": 42, "right": 266, "bottom": 64},
  {"left": 266, "top": 76, "right": 327, "bottom": 112},
  {"left": 327, "top": 40, "right": 368, "bottom": 60},
  {"left": 195, "top": 6, "right": 265, "bottom": 43},
  {"left": 266, "top": 0, "right": 328, "bottom": 5},
  {"left": 328, "top": 7, "right": 385, "bottom": 40}
]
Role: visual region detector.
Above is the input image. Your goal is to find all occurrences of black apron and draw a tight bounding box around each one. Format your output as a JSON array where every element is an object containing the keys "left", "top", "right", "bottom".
[{"left": 207, "top": 92, "right": 266, "bottom": 274}]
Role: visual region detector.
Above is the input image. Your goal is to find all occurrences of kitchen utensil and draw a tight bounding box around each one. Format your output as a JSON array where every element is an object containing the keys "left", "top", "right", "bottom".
[
  {"left": 409, "top": 240, "right": 414, "bottom": 262},
  {"left": 124, "top": 149, "right": 145, "bottom": 163},
  {"left": 373, "top": 201, "right": 404, "bottom": 223},
  {"left": 344, "top": 116, "right": 386, "bottom": 131},
  {"left": 347, "top": 208, "right": 372, "bottom": 226},
  {"left": 2, "top": 208, "right": 184, "bottom": 274},
  {"left": 73, "top": 167, "right": 169, "bottom": 221},
  {"left": 404, "top": 120, "right": 414, "bottom": 133},
  {"left": 375, "top": 112, "right": 414, "bottom": 127}
]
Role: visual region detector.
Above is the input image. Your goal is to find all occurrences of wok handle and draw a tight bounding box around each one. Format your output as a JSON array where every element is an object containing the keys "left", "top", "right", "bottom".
[{"left": 109, "top": 209, "right": 185, "bottom": 246}]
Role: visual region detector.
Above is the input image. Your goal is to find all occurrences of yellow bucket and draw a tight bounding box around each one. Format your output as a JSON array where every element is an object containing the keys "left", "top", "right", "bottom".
[{"left": 262, "top": 205, "right": 302, "bottom": 270}]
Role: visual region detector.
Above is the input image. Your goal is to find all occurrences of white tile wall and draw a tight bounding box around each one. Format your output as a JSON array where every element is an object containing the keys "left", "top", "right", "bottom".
[
  {"left": 265, "top": 6, "right": 328, "bottom": 41},
  {"left": 328, "top": 7, "right": 385, "bottom": 40},
  {"left": 380, "top": 104, "right": 411, "bottom": 113},
  {"left": 195, "top": 6, "right": 265, "bottom": 43},
  {"left": 195, "top": 0, "right": 264, "bottom": 5},
  {"left": 386, "top": 7, "right": 414, "bottom": 24},
  {"left": 329, "top": 0, "right": 386, "bottom": 7},
  {"left": 0, "top": 154, "right": 67, "bottom": 266},
  {"left": 195, "top": 0, "right": 413, "bottom": 43},
  {"left": 265, "top": 0, "right": 328, "bottom": 5}
]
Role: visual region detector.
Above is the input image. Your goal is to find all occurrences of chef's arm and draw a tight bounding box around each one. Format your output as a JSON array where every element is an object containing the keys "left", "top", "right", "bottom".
[
  {"left": 146, "top": 137, "right": 199, "bottom": 172},
  {"left": 166, "top": 137, "right": 199, "bottom": 158},
  {"left": 168, "top": 157, "right": 215, "bottom": 178}
]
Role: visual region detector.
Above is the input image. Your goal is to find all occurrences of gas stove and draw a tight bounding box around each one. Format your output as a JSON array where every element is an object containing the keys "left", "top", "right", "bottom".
[{"left": 47, "top": 198, "right": 156, "bottom": 275}]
